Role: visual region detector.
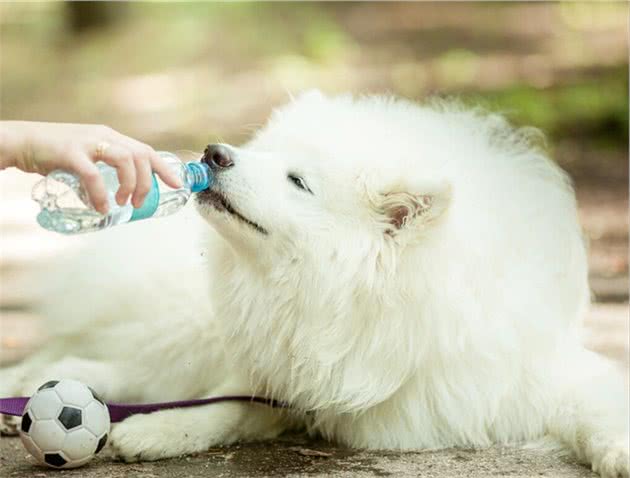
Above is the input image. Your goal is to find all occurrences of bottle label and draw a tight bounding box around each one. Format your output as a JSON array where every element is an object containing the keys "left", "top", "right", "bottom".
[{"left": 130, "top": 175, "right": 160, "bottom": 221}]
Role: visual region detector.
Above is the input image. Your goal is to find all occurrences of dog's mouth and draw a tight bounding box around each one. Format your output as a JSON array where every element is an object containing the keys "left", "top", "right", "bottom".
[{"left": 197, "top": 190, "right": 268, "bottom": 235}]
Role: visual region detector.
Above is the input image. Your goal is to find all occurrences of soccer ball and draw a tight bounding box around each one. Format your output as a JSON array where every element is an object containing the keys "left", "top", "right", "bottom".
[{"left": 19, "top": 379, "right": 110, "bottom": 468}]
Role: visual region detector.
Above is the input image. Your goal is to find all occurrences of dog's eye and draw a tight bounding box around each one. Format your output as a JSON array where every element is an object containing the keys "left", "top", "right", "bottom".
[{"left": 288, "top": 174, "right": 312, "bottom": 194}]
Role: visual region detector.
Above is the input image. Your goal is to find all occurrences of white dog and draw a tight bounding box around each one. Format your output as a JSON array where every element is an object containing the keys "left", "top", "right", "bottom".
[{"left": 1, "top": 91, "right": 627, "bottom": 477}]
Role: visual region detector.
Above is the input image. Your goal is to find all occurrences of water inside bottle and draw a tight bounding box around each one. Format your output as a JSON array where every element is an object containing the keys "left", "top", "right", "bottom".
[{"left": 32, "top": 167, "right": 133, "bottom": 234}]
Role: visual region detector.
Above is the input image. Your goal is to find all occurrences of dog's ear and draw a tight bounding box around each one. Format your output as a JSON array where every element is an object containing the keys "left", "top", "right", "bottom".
[{"left": 378, "top": 180, "right": 452, "bottom": 236}]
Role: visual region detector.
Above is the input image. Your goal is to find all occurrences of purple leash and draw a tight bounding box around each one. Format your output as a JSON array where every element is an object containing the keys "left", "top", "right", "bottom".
[{"left": 0, "top": 395, "right": 288, "bottom": 423}]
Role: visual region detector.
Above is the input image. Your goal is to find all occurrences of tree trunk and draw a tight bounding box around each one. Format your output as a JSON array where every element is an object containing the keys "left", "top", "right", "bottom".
[{"left": 66, "top": 2, "right": 127, "bottom": 34}]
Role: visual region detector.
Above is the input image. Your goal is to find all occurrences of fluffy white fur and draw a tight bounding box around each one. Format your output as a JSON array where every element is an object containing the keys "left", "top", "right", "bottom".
[{"left": 1, "top": 91, "right": 627, "bottom": 477}]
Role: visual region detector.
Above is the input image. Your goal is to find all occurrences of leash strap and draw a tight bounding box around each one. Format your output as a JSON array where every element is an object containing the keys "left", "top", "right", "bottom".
[
  {"left": 0, "top": 395, "right": 288, "bottom": 423},
  {"left": 0, "top": 397, "right": 27, "bottom": 417}
]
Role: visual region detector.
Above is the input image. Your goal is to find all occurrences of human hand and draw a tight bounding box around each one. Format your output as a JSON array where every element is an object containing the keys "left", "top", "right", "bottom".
[{"left": 0, "top": 121, "right": 182, "bottom": 214}]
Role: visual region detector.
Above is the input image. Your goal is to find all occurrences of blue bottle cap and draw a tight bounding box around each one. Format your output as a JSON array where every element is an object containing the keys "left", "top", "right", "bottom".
[{"left": 186, "top": 162, "right": 213, "bottom": 193}]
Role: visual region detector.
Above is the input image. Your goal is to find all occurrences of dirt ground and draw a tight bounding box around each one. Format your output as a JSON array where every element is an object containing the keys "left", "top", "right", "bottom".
[{"left": 0, "top": 430, "right": 605, "bottom": 478}]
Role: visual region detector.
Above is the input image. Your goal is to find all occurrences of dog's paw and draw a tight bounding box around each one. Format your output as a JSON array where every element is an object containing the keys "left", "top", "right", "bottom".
[
  {"left": 0, "top": 415, "right": 20, "bottom": 436},
  {"left": 592, "top": 441, "right": 629, "bottom": 478},
  {"left": 0, "top": 366, "right": 25, "bottom": 436},
  {"left": 109, "top": 413, "right": 203, "bottom": 462}
]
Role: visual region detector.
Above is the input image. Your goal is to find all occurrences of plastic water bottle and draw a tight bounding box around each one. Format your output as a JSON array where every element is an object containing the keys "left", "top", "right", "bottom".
[{"left": 32, "top": 152, "right": 212, "bottom": 234}]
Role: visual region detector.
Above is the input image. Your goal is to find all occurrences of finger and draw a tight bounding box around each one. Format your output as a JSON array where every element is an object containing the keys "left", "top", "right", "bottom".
[
  {"left": 66, "top": 152, "right": 109, "bottom": 214},
  {"left": 131, "top": 156, "right": 152, "bottom": 208},
  {"left": 148, "top": 150, "right": 183, "bottom": 189},
  {"left": 92, "top": 144, "right": 136, "bottom": 206},
  {"left": 124, "top": 140, "right": 182, "bottom": 189},
  {"left": 108, "top": 131, "right": 183, "bottom": 189}
]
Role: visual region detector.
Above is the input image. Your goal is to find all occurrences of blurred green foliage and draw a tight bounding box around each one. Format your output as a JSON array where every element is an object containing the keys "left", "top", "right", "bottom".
[
  {"left": 0, "top": 1, "right": 627, "bottom": 163},
  {"left": 480, "top": 68, "right": 628, "bottom": 149}
]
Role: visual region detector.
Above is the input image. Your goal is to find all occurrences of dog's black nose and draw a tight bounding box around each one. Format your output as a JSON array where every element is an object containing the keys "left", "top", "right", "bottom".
[{"left": 202, "top": 144, "right": 234, "bottom": 170}]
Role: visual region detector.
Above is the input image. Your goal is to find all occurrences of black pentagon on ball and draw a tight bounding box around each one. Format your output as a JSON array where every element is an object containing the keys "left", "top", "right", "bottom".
[
  {"left": 88, "top": 386, "right": 105, "bottom": 405},
  {"left": 20, "top": 412, "right": 32, "bottom": 433},
  {"left": 44, "top": 452, "right": 67, "bottom": 467},
  {"left": 37, "top": 380, "right": 59, "bottom": 391},
  {"left": 58, "top": 406, "right": 82, "bottom": 430},
  {"left": 95, "top": 433, "right": 108, "bottom": 454}
]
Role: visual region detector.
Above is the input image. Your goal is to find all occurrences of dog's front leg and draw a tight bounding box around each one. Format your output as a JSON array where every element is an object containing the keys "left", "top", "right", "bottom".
[{"left": 109, "top": 389, "right": 289, "bottom": 462}]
